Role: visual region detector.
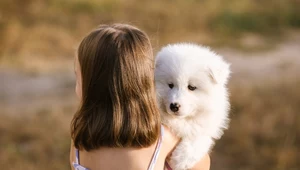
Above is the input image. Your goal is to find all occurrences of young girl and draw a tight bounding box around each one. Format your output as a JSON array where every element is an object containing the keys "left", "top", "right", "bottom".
[{"left": 70, "top": 24, "right": 210, "bottom": 170}]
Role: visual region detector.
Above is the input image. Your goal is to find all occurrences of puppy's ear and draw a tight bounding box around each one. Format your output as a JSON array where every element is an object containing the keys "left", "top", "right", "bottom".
[{"left": 208, "top": 59, "right": 231, "bottom": 85}]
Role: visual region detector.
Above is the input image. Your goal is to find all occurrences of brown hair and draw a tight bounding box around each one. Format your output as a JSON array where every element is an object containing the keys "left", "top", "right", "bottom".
[{"left": 71, "top": 24, "right": 160, "bottom": 151}]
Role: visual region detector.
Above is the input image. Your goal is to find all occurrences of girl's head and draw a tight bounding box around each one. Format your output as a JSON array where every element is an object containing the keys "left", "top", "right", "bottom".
[{"left": 71, "top": 24, "right": 160, "bottom": 151}]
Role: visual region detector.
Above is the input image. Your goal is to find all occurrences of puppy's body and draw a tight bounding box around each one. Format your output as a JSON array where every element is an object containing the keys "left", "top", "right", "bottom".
[{"left": 155, "top": 43, "right": 230, "bottom": 170}]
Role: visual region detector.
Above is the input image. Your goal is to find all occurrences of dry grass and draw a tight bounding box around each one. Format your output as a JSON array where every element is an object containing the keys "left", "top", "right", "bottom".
[
  {"left": 0, "top": 79, "right": 299, "bottom": 170},
  {"left": 0, "top": 105, "right": 75, "bottom": 170},
  {"left": 212, "top": 79, "right": 300, "bottom": 170}
]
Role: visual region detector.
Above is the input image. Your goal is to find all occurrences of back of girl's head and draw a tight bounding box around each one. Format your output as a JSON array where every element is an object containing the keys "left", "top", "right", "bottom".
[{"left": 71, "top": 24, "right": 160, "bottom": 151}]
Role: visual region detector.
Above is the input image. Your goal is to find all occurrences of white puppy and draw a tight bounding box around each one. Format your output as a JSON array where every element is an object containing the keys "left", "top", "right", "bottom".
[{"left": 155, "top": 43, "right": 231, "bottom": 170}]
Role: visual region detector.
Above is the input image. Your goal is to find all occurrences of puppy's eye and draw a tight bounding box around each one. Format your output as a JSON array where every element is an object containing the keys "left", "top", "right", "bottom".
[
  {"left": 188, "top": 85, "right": 196, "bottom": 91},
  {"left": 168, "top": 83, "right": 174, "bottom": 89}
]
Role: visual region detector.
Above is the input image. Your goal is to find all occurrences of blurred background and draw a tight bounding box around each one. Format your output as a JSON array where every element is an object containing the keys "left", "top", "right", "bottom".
[{"left": 0, "top": 0, "right": 299, "bottom": 169}]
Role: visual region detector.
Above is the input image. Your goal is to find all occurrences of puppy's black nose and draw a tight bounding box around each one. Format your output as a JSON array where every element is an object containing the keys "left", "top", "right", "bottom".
[{"left": 170, "top": 103, "right": 180, "bottom": 112}]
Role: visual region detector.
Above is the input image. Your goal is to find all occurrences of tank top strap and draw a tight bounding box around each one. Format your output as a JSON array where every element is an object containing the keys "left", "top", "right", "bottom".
[
  {"left": 75, "top": 148, "right": 79, "bottom": 164},
  {"left": 165, "top": 161, "right": 173, "bottom": 170},
  {"left": 73, "top": 149, "right": 90, "bottom": 170},
  {"left": 148, "top": 125, "right": 164, "bottom": 170}
]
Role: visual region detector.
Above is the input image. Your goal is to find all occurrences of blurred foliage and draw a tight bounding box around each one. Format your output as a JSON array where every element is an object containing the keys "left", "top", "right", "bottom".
[
  {"left": 208, "top": 0, "right": 300, "bottom": 34},
  {"left": 0, "top": 0, "right": 300, "bottom": 59}
]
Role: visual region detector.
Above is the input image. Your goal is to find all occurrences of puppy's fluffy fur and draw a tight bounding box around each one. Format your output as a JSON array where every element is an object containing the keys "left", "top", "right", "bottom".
[{"left": 155, "top": 43, "right": 231, "bottom": 170}]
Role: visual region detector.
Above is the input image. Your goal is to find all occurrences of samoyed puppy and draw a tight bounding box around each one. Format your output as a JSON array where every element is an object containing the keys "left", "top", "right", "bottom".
[{"left": 155, "top": 43, "right": 231, "bottom": 170}]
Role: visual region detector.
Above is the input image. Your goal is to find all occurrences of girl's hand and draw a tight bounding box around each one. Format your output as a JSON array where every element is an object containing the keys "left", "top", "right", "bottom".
[{"left": 165, "top": 154, "right": 210, "bottom": 170}]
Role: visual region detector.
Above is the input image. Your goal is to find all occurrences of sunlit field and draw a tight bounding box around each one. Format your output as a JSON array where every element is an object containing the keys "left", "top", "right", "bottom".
[{"left": 1, "top": 0, "right": 300, "bottom": 170}]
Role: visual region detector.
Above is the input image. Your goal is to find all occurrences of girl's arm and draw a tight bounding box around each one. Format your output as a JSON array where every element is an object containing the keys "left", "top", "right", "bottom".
[
  {"left": 165, "top": 154, "right": 210, "bottom": 170},
  {"left": 190, "top": 154, "right": 210, "bottom": 170}
]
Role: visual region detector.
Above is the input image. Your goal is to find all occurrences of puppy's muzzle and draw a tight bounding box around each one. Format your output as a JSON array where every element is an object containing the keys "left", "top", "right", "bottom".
[{"left": 170, "top": 103, "right": 180, "bottom": 112}]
